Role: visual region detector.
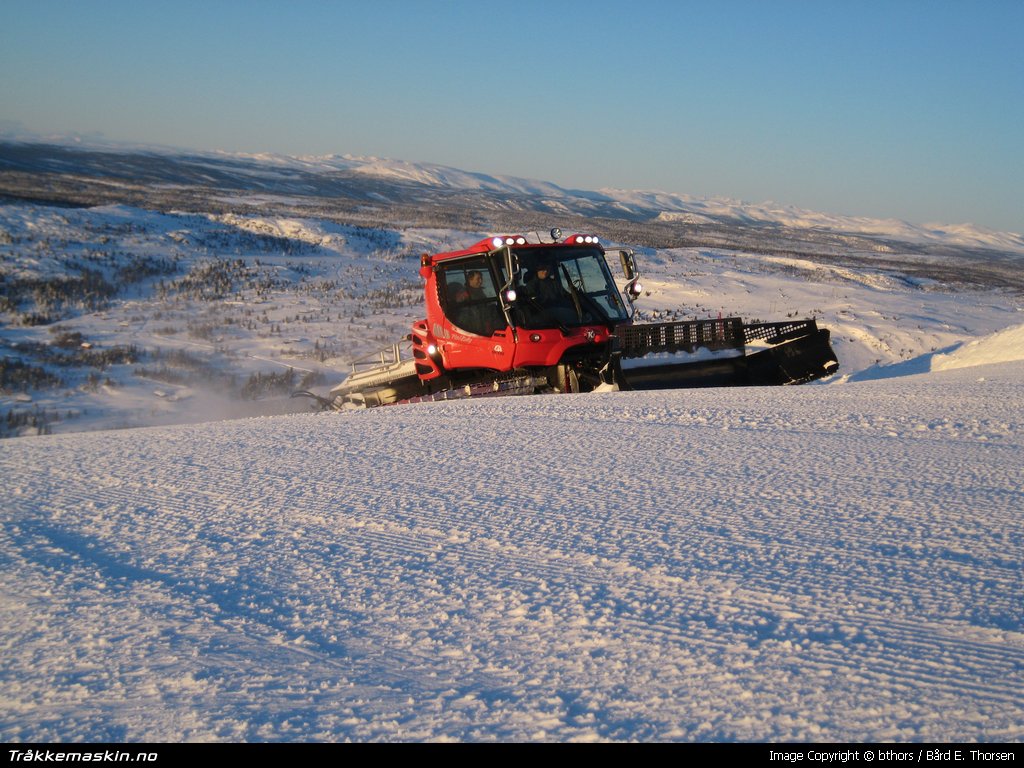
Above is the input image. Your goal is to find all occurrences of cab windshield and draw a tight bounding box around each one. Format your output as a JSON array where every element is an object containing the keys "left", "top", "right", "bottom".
[{"left": 511, "top": 246, "right": 629, "bottom": 329}]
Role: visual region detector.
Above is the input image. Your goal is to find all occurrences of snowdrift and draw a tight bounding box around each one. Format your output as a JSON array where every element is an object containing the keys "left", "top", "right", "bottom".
[{"left": 932, "top": 323, "right": 1024, "bottom": 372}]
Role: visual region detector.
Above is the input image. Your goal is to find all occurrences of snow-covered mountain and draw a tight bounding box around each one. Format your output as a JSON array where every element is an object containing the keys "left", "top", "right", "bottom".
[{"left": 4, "top": 138, "right": 1023, "bottom": 256}]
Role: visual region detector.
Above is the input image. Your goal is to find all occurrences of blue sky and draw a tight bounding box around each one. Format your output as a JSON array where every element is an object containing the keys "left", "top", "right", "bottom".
[{"left": 2, "top": 0, "right": 1022, "bottom": 232}]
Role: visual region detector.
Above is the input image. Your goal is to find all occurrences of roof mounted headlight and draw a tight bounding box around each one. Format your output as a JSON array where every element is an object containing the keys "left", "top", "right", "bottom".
[{"left": 491, "top": 237, "right": 504, "bottom": 249}]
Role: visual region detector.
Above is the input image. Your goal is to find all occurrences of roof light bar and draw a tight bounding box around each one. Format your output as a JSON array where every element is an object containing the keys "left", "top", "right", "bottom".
[{"left": 491, "top": 235, "right": 528, "bottom": 248}]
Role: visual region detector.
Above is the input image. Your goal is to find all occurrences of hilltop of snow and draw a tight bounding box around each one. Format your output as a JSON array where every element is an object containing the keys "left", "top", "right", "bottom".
[
  {"left": 932, "top": 323, "right": 1024, "bottom": 371},
  {"left": 204, "top": 151, "right": 1024, "bottom": 254},
  {"left": 264, "top": 152, "right": 1024, "bottom": 254},
  {"left": 646, "top": 194, "right": 1024, "bottom": 255}
]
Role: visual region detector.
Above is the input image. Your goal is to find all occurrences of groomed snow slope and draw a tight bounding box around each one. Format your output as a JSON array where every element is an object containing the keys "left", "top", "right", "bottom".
[{"left": 2, "top": 362, "right": 1022, "bottom": 742}]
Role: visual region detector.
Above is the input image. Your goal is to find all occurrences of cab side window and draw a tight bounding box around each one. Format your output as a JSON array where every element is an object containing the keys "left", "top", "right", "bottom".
[{"left": 439, "top": 261, "right": 505, "bottom": 336}]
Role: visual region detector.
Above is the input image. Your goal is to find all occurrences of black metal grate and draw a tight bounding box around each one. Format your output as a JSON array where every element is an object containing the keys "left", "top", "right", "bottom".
[
  {"left": 616, "top": 318, "right": 745, "bottom": 359},
  {"left": 615, "top": 318, "right": 823, "bottom": 359},
  {"left": 742, "top": 319, "right": 820, "bottom": 344}
]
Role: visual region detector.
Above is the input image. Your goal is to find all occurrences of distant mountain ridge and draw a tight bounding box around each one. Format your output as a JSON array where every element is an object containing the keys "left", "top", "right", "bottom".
[{"left": 2, "top": 135, "right": 1023, "bottom": 256}]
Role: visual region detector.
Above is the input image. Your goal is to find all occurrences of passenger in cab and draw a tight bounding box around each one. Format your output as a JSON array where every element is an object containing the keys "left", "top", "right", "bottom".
[
  {"left": 452, "top": 269, "right": 503, "bottom": 336},
  {"left": 523, "top": 263, "right": 579, "bottom": 326},
  {"left": 525, "top": 264, "right": 563, "bottom": 303},
  {"left": 465, "top": 270, "right": 486, "bottom": 301}
]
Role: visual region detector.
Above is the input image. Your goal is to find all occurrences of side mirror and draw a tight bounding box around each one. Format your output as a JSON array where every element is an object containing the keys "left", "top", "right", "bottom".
[
  {"left": 619, "top": 250, "right": 637, "bottom": 280},
  {"left": 618, "top": 250, "right": 641, "bottom": 317}
]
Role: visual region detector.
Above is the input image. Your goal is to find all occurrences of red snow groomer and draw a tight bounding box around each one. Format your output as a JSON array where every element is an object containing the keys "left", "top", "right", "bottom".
[{"left": 320, "top": 230, "right": 838, "bottom": 407}]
